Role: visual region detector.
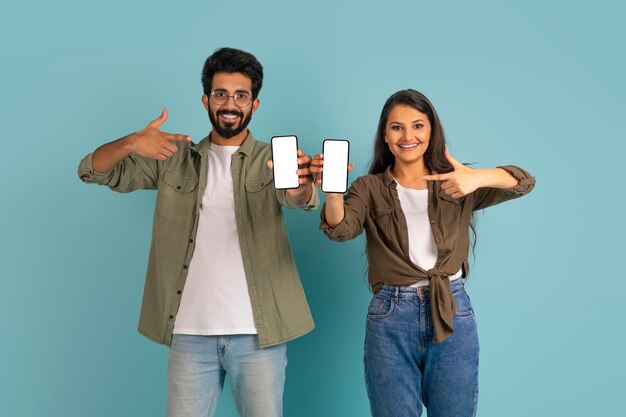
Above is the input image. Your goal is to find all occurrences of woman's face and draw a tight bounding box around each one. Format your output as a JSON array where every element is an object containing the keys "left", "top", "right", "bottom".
[{"left": 384, "top": 105, "right": 432, "bottom": 167}]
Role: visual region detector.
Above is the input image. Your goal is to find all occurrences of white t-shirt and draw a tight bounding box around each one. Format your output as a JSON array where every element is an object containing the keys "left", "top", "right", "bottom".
[
  {"left": 395, "top": 182, "right": 462, "bottom": 287},
  {"left": 173, "top": 143, "right": 257, "bottom": 335}
]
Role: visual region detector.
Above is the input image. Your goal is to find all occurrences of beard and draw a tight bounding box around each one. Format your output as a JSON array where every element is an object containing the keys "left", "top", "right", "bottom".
[{"left": 208, "top": 108, "right": 253, "bottom": 139}]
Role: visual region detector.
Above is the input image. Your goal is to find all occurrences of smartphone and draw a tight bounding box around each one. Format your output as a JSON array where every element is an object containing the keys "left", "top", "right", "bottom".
[
  {"left": 321, "top": 139, "right": 350, "bottom": 193},
  {"left": 271, "top": 135, "right": 300, "bottom": 190}
]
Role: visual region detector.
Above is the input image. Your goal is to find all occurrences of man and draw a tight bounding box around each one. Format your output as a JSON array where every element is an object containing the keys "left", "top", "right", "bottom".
[{"left": 77, "top": 47, "right": 317, "bottom": 417}]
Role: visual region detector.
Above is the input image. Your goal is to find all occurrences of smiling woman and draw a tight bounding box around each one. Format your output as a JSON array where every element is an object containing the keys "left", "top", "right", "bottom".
[
  {"left": 384, "top": 105, "right": 432, "bottom": 187},
  {"left": 309, "top": 89, "right": 535, "bottom": 417}
]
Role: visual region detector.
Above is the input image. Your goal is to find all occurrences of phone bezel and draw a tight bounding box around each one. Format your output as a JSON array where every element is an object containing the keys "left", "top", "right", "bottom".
[
  {"left": 271, "top": 135, "right": 300, "bottom": 190},
  {"left": 321, "top": 139, "right": 350, "bottom": 194}
]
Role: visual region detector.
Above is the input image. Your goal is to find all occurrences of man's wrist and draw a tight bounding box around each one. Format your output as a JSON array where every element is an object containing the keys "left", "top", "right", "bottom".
[
  {"left": 288, "top": 182, "right": 313, "bottom": 203},
  {"left": 121, "top": 133, "right": 138, "bottom": 154}
]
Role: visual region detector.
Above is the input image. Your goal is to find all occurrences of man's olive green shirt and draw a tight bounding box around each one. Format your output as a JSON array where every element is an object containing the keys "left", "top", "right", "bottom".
[
  {"left": 78, "top": 133, "right": 318, "bottom": 348},
  {"left": 320, "top": 165, "right": 535, "bottom": 343}
]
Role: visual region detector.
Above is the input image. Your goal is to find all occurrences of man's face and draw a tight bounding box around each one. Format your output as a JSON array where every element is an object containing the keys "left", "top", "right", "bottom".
[{"left": 203, "top": 72, "right": 259, "bottom": 140}]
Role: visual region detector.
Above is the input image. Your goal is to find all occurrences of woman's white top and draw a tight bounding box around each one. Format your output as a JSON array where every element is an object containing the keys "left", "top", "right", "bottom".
[{"left": 395, "top": 181, "right": 462, "bottom": 288}]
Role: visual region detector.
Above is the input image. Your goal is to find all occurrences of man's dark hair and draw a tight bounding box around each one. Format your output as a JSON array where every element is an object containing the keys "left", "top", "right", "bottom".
[{"left": 201, "top": 47, "right": 264, "bottom": 98}]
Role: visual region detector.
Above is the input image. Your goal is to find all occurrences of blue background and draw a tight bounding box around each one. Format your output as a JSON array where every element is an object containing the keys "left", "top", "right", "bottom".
[{"left": 2, "top": 1, "right": 625, "bottom": 416}]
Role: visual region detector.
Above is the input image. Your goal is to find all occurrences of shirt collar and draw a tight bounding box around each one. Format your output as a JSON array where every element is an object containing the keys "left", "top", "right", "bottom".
[
  {"left": 382, "top": 166, "right": 396, "bottom": 187},
  {"left": 382, "top": 165, "right": 440, "bottom": 187},
  {"left": 191, "top": 130, "right": 256, "bottom": 157}
]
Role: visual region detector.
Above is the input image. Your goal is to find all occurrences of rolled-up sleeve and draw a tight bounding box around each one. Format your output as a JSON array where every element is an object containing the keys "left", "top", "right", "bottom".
[
  {"left": 277, "top": 184, "right": 320, "bottom": 211},
  {"left": 472, "top": 165, "right": 536, "bottom": 210},
  {"left": 77, "top": 152, "right": 114, "bottom": 184},
  {"left": 77, "top": 151, "right": 160, "bottom": 193}
]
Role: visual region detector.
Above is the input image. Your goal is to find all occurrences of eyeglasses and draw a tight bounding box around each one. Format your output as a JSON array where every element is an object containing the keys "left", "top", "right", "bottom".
[{"left": 209, "top": 90, "right": 254, "bottom": 107}]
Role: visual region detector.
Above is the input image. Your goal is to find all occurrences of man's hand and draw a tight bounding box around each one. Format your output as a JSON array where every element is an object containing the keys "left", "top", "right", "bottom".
[
  {"left": 266, "top": 149, "right": 315, "bottom": 205},
  {"left": 127, "top": 108, "right": 192, "bottom": 160},
  {"left": 92, "top": 108, "right": 191, "bottom": 173}
]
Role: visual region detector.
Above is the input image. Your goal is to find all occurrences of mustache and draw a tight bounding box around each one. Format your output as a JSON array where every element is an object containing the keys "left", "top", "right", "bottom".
[{"left": 217, "top": 109, "right": 243, "bottom": 118}]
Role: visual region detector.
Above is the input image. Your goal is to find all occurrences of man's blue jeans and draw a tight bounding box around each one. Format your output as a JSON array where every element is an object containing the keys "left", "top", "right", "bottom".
[
  {"left": 364, "top": 279, "right": 479, "bottom": 417},
  {"left": 167, "top": 334, "right": 287, "bottom": 417}
]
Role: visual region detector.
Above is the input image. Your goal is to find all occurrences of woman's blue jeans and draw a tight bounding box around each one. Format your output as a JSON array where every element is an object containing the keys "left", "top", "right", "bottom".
[{"left": 364, "top": 279, "right": 479, "bottom": 417}]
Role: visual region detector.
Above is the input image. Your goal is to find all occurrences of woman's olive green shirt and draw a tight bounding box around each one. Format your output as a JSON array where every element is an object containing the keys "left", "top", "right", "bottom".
[
  {"left": 78, "top": 133, "right": 318, "bottom": 348},
  {"left": 320, "top": 165, "right": 535, "bottom": 343}
]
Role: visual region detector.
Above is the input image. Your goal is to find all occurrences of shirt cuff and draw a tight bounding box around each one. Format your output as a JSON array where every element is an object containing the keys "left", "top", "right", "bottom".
[
  {"left": 77, "top": 152, "right": 114, "bottom": 184},
  {"left": 319, "top": 203, "right": 352, "bottom": 241},
  {"left": 496, "top": 165, "right": 536, "bottom": 196},
  {"left": 281, "top": 183, "right": 319, "bottom": 210}
]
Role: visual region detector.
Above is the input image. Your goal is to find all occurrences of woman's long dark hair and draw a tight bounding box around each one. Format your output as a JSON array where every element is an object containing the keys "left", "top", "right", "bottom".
[
  {"left": 368, "top": 89, "right": 452, "bottom": 176},
  {"left": 368, "top": 89, "right": 477, "bottom": 269}
]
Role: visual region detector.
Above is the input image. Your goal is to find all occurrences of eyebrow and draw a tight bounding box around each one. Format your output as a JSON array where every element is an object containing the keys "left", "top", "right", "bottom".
[
  {"left": 212, "top": 88, "right": 251, "bottom": 94},
  {"left": 390, "top": 119, "right": 426, "bottom": 125}
]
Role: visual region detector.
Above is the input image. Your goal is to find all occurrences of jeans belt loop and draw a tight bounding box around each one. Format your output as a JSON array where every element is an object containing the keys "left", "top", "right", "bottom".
[{"left": 393, "top": 286, "right": 399, "bottom": 302}]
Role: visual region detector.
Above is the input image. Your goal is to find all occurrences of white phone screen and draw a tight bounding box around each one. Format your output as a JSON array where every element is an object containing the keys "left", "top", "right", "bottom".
[
  {"left": 322, "top": 139, "right": 350, "bottom": 193},
  {"left": 271, "top": 135, "right": 299, "bottom": 189}
]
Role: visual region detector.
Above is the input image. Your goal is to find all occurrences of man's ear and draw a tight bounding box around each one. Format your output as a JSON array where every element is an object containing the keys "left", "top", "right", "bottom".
[
  {"left": 202, "top": 94, "right": 209, "bottom": 111},
  {"left": 251, "top": 98, "right": 260, "bottom": 114}
]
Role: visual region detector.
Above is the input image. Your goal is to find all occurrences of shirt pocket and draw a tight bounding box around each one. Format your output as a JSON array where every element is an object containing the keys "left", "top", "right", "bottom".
[
  {"left": 369, "top": 206, "right": 394, "bottom": 237},
  {"left": 437, "top": 187, "right": 463, "bottom": 231},
  {"left": 244, "top": 170, "right": 280, "bottom": 220},
  {"left": 156, "top": 169, "right": 199, "bottom": 222},
  {"left": 438, "top": 188, "right": 462, "bottom": 206}
]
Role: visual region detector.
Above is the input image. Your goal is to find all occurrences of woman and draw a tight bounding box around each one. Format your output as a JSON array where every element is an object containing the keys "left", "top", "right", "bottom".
[{"left": 310, "top": 89, "right": 535, "bottom": 417}]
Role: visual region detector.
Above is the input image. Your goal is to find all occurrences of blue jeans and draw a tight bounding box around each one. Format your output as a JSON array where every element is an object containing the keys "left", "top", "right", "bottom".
[
  {"left": 167, "top": 334, "right": 287, "bottom": 417},
  {"left": 364, "top": 279, "right": 479, "bottom": 417}
]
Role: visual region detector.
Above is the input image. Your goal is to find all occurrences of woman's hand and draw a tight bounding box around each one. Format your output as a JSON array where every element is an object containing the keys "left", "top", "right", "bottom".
[
  {"left": 309, "top": 153, "right": 355, "bottom": 227},
  {"left": 423, "top": 149, "right": 518, "bottom": 198},
  {"left": 309, "top": 153, "right": 354, "bottom": 191}
]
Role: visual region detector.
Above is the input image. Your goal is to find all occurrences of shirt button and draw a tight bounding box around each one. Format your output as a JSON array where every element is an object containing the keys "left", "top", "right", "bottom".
[
  {"left": 436, "top": 238, "right": 440, "bottom": 242},
  {"left": 183, "top": 265, "right": 188, "bottom": 269},
  {"left": 169, "top": 315, "right": 174, "bottom": 319},
  {"left": 177, "top": 290, "right": 182, "bottom": 295},
  {"left": 430, "top": 220, "right": 436, "bottom": 224},
  {"left": 176, "top": 185, "right": 181, "bottom": 190},
  {"left": 189, "top": 238, "right": 194, "bottom": 243}
]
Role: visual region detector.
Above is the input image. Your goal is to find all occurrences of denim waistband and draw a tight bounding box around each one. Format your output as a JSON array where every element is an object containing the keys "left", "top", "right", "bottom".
[{"left": 377, "top": 278, "right": 464, "bottom": 298}]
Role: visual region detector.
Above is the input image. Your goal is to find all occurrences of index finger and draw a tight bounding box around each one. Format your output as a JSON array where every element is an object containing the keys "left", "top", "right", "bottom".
[
  {"left": 423, "top": 173, "right": 451, "bottom": 181},
  {"left": 165, "top": 133, "right": 192, "bottom": 142}
]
